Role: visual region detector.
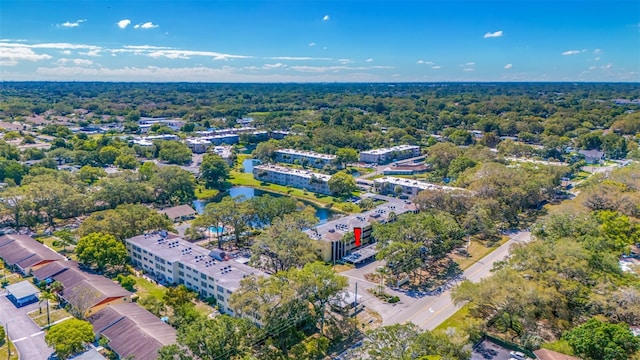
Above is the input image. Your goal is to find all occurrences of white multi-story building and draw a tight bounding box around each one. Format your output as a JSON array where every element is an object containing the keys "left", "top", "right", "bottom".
[
  {"left": 373, "top": 176, "right": 469, "bottom": 197},
  {"left": 253, "top": 164, "right": 332, "bottom": 195},
  {"left": 125, "top": 232, "right": 267, "bottom": 315},
  {"left": 186, "top": 138, "right": 211, "bottom": 153},
  {"left": 212, "top": 146, "right": 234, "bottom": 166},
  {"left": 274, "top": 149, "right": 338, "bottom": 169},
  {"left": 359, "top": 145, "right": 421, "bottom": 164}
]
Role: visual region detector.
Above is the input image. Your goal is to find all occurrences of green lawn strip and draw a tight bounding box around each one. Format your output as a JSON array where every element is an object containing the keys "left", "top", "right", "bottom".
[
  {"left": 0, "top": 340, "right": 19, "bottom": 360},
  {"left": 433, "top": 304, "right": 470, "bottom": 332},
  {"left": 541, "top": 339, "right": 575, "bottom": 356},
  {"left": 27, "top": 307, "right": 71, "bottom": 328},
  {"left": 133, "top": 276, "right": 167, "bottom": 300},
  {"left": 455, "top": 236, "right": 510, "bottom": 271},
  {"left": 195, "top": 185, "right": 219, "bottom": 200}
]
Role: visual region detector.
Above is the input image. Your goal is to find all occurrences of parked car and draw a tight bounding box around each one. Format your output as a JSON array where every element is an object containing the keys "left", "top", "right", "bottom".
[{"left": 510, "top": 351, "right": 526, "bottom": 360}]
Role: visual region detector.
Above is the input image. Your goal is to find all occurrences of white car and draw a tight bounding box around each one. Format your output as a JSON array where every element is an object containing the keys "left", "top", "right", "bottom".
[{"left": 510, "top": 351, "right": 526, "bottom": 360}]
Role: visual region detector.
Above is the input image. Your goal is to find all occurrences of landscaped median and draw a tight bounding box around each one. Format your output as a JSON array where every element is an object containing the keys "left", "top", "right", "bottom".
[{"left": 27, "top": 306, "right": 72, "bottom": 329}]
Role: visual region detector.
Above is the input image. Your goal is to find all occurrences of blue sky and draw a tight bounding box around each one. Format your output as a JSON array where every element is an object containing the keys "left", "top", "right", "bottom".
[{"left": 0, "top": 0, "right": 638, "bottom": 82}]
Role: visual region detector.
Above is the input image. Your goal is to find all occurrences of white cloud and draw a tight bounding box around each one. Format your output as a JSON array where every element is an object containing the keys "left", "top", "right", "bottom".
[
  {"left": 0, "top": 46, "right": 52, "bottom": 65},
  {"left": 338, "top": 58, "right": 352, "bottom": 64},
  {"left": 432, "top": 66, "right": 441, "bottom": 69},
  {"left": 117, "top": 19, "right": 131, "bottom": 29},
  {"left": 61, "top": 50, "right": 71, "bottom": 55},
  {"left": 417, "top": 60, "right": 424, "bottom": 64},
  {"left": 308, "top": 42, "right": 316, "bottom": 47},
  {"left": 79, "top": 49, "right": 101, "bottom": 57},
  {"left": 601, "top": 63, "right": 612, "bottom": 69},
  {"left": 57, "top": 58, "right": 93, "bottom": 66},
  {"left": 134, "top": 24, "right": 140, "bottom": 29},
  {"left": 322, "top": 15, "right": 330, "bottom": 21},
  {"left": 138, "top": 22, "right": 159, "bottom": 29},
  {"left": 504, "top": 63, "right": 513, "bottom": 69},
  {"left": 59, "top": 19, "right": 86, "bottom": 28},
  {"left": 147, "top": 49, "right": 250, "bottom": 60},
  {"left": 483, "top": 30, "right": 503, "bottom": 38},
  {"left": 124, "top": 45, "right": 172, "bottom": 50},
  {"left": 465, "top": 62, "right": 475, "bottom": 66},
  {"left": 366, "top": 58, "right": 373, "bottom": 62},
  {"left": 463, "top": 68, "right": 474, "bottom": 72},
  {"left": 593, "top": 48, "right": 602, "bottom": 54},
  {"left": 594, "top": 57, "right": 600, "bottom": 61},
  {"left": 0, "top": 42, "right": 101, "bottom": 50},
  {"left": 562, "top": 50, "right": 581, "bottom": 55},
  {"left": 417, "top": 60, "right": 434, "bottom": 65},
  {"left": 263, "top": 63, "right": 287, "bottom": 69},
  {"left": 589, "top": 66, "right": 597, "bottom": 70},
  {"left": 268, "top": 56, "right": 332, "bottom": 61}
]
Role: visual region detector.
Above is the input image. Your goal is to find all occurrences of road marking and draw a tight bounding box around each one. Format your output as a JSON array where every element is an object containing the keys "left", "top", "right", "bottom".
[
  {"left": 429, "top": 307, "right": 434, "bottom": 313},
  {"left": 13, "top": 337, "right": 27, "bottom": 343},
  {"left": 31, "top": 331, "right": 44, "bottom": 337}
]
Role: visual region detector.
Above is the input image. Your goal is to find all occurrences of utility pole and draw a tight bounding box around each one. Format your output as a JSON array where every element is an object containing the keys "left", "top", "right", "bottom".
[
  {"left": 354, "top": 282, "right": 358, "bottom": 308},
  {"left": 6, "top": 323, "right": 10, "bottom": 360}
]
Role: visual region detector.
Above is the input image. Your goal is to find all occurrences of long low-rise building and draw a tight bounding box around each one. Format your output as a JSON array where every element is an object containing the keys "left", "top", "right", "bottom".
[
  {"left": 253, "top": 164, "right": 332, "bottom": 195},
  {"left": 125, "top": 231, "right": 267, "bottom": 315},
  {"left": 0, "top": 234, "right": 65, "bottom": 275},
  {"left": 305, "top": 195, "right": 419, "bottom": 262},
  {"left": 359, "top": 145, "right": 421, "bottom": 164},
  {"left": 275, "top": 149, "right": 338, "bottom": 169},
  {"left": 373, "top": 176, "right": 469, "bottom": 197}
]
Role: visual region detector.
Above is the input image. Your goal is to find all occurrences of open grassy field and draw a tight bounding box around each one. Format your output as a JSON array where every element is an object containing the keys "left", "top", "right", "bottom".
[{"left": 434, "top": 304, "right": 470, "bottom": 332}]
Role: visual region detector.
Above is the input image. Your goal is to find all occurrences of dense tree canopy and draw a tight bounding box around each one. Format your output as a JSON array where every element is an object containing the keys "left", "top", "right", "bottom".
[{"left": 45, "top": 319, "right": 95, "bottom": 360}]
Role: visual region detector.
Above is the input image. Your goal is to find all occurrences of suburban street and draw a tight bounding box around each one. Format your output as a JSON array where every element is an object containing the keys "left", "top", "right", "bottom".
[
  {"left": 0, "top": 290, "right": 53, "bottom": 360},
  {"left": 342, "top": 231, "right": 531, "bottom": 330}
]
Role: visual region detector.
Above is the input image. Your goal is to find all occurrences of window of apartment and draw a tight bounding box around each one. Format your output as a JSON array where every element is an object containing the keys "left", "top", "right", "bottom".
[
  {"left": 186, "top": 274, "right": 192, "bottom": 279},
  {"left": 217, "top": 294, "right": 224, "bottom": 301},
  {"left": 179, "top": 271, "right": 184, "bottom": 276},
  {"left": 217, "top": 285, "right": 224, "bottom": 293},
  {"left": 186, "top": 281, "right": 192, "bottom": 287},
  {"left": 200, "top": 273, "right": 206, "bottom": 280},
  {"left": 226, "top": 289, "right": 232, "bottom": 295},
  {"left": 201, "top": 281, "right": 207, "bottom": 287}
]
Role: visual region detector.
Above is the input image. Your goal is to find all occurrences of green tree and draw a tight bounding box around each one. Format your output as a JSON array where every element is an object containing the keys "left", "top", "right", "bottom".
[
  {"left": 158, "top": 141, "right": 192, "bottom": 165},
  {"left": 253, "top": 141, "right": 279, "bottom": 162},
  {"left": 98, "top": 145, "right": 121, "bottom": 165},
  {"left": 76, "top": 232, "right": 128, "bottom": 274},
  {"left": 563, "top": 318, "right": 640, "bottom": 360},
  {"left": 78, "top": 204, "right": 173, "bottom": 240},
  {"left": 116, "top": 274, "right": 136, "bottom": 291},
  {"left": 114, "top": 154, "right": 139, "bottom": 169},
  {"left": 336, "top": 147, "right": 359, "bottom": 167},
  {"left": 77, "top": 165, "right": 107, "bottom": 184},
  {"left": 45, "top": 319, "right": 95, "bottom": 360},
  {"left": 200, "top": 153, "right": 230, "bottom": 190},
  {"left": 250, "top": 216, "right": 320, "bottom": 273},
  {"left": 152, "top": 166, "right": 196, "bottom": 205},
  {"left": 328, "top": 171, "right": 356, "bottom": 197},
  {"left": 163, "top": 284, "right": 196, "bottom": 309}
]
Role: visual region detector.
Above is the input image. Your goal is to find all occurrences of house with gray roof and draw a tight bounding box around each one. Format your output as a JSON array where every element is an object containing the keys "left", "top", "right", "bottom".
[{"left": 0, "top": 234, "right": 65, "bottom": 275}]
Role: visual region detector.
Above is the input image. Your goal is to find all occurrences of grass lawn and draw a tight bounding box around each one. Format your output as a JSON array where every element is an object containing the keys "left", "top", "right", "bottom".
[
  {"left": 133, "top": 276, "right": 166, "bottom": 300},
  {"left": 434, "top": 304, "right": 470, "bottom": 332},
  {"left": 229, "top": 170, "right": 360, "bottom": 213},
  {"left": 541, "top": 340, "right": 574, "bottom": 356},
  {"left": 0, "top": 341, "right": 18, "bottom": 360},
  {"left": 195, "top": 185, "right": 219, "bottom": 200},
  {"left": 453, "top": 236, "right": 510, "bottom": 270},
  {"left": 27, "top": 307, "right": 71, "bottom": 328}
]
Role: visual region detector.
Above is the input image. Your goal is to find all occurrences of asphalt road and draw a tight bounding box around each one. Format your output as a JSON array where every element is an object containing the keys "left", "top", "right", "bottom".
[
  {"left": 379, "top": 231, "right": 531, "bottom": 330},
  {"left": 0, "top": 290, "right": 53, "bottom": 360}
]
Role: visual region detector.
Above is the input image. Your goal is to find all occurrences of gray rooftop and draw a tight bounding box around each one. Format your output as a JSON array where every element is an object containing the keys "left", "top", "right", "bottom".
[
  {"left": 127, "top": 233, "right": 268, "bottom": 291},
  {"left": 6, "top": 280, "right": 39, "bottom": 300}
]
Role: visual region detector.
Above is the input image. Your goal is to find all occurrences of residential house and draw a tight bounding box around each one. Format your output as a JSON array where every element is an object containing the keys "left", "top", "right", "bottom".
[{"left": 0, "top": 234, "right": 65, "bottom": 275}]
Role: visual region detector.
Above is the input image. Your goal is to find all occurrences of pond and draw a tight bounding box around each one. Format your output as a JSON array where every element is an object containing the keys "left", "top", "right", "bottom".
[
  {"left": 193, "top": 186, "right": 335, "bottom": 224},
  {"left": 242, "top": 158, "right": 261, "bottom": 173}
]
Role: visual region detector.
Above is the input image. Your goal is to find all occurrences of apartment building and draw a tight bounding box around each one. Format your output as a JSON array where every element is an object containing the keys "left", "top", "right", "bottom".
[
  {"left": 305, "top": 196, "right": 418, "bottom": 262},
  {"left": 252, "top": 164, "right": 332, "bottom": 195},
  {"left": 373, "top": 176, "right": 469, "bottom": 197},
  {"left": 275, "top": 149, "right": 338, "bottom": 169},
  {"left": 359, "top": 145, "right": 421, "bottom": 164},
  {"left": 125, "top": 231, "right": 267, "bottom": 315}
]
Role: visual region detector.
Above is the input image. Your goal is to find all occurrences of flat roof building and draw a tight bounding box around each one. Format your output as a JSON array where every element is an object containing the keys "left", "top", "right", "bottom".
[
  {"left": 359, "top": 145, "right": 421, "bottom": 164},
  {"left": 275, "top": 149, "right": 338, "bottom": 169},
  {"left": 125, "top": 232, "right": 268, "bottom": 316},
  {"left": 373, "top": 176, "right": 470, "bottom": 198},
  {"left": 253, "top": 164, "right": 332, "bottom": 195},
  {"left": 305, "top": 195, "right": 418, "bottom": 262}
]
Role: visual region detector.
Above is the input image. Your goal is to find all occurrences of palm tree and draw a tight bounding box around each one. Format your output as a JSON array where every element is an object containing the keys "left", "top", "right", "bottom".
[{"left": 39, "top": 290, "right": 57, "bottom": 328}]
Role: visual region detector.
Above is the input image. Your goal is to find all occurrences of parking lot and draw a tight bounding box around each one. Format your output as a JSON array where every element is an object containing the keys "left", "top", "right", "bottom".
[
  {"left": 0, "top": 289, "right": 53, "bottom": 360},
  {"left": 471, "top": 339, "right": 513, "bottom": 360}
]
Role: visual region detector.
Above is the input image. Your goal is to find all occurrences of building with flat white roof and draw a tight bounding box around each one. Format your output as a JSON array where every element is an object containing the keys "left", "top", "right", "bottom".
[
  {"left": 305, "top": 195, "right": 418, "bottom": 262},
  {"left": 125, "top": 232, "right": 267, "bottom": 315},
  {"left": 275, "top": 149, "right": 338, "bottom": 169},
  {"left": 212, "top": 146, "right": 234, "bottom": 166},
  {"left": 373, "top": 176, "right": 469, "bottom": 197},
  {"left": 253, "top": 164, "right": 332, "bottom": 195},
  {"left": 359, "top": 145, "right": 421, "bottom": 164},
  {"left": 186, "top": 138, "right": 211, "bottom": 153}
]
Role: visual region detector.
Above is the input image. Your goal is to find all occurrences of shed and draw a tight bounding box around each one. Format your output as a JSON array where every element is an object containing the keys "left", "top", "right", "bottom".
[
  {"left": 6, "top": 280, "right": 39, "bottom": 307},
  {"left": 160, "top": 205, "right": 197, "bottom": 222}
]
